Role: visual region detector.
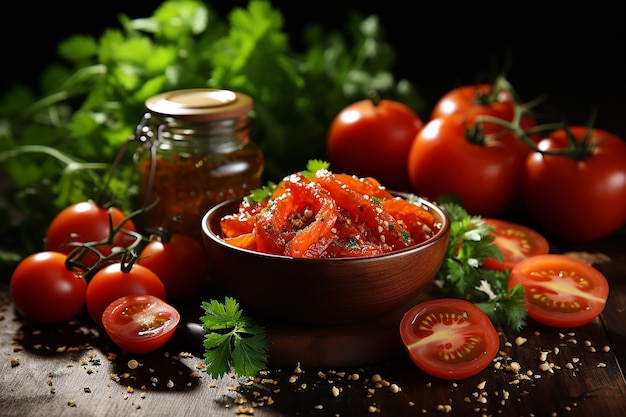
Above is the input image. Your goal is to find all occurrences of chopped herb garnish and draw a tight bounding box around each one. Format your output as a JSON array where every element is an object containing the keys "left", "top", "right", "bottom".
[
  {"left": 435, "top": 202, "right": 527, "bottom": 332},
  {"left": 346, "top": 237, "right": 362, "bottom": 249},
  {"left": 248, "top": 182, "right": 278, "bottom": 204},
  {"left": 400, "top": 229, "right": 410, "bottom": 243}
]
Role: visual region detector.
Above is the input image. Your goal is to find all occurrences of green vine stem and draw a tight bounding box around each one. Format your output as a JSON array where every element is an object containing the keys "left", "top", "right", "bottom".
[{"left": 64, "top": 198, "right": 160, "bottom": 279}]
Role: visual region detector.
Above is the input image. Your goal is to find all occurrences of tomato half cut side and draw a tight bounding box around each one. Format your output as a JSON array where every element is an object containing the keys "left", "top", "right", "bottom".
[
  {"left": 482, "top": 218, "right": 550, "bottom": 271},
  {"left": 508, "top": 254, "right": 609, "bottom": 328},
  {"left": 102, "top": 294, "right": 180, "bottom": 353},
  {"left": 400, "top": 298, "right": 500, "bottom": 380}
]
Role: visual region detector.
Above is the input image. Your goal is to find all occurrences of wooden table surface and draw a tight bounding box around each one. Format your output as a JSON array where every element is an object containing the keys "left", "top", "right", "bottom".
[{"left": 1, "top": 229, "right": 625, "bottom": 417}]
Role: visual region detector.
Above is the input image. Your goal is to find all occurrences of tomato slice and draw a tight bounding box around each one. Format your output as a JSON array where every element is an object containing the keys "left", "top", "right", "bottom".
[
  {"left": 400, "top": 298, "right": 500, "bottom": 380},
  {"left": 102, "top": 294, "right": 180, "bottom": 353},
  {"left": 482, "top": 218, "right": 550, "bottom": 272},
  {"left": 508, "top": 254, "right": 609, "bottom": 328}
]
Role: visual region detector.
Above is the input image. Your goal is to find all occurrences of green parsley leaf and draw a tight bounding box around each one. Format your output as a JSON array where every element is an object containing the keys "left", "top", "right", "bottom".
[
  {"left": 302, "top": 159, "right": 331, "bottom": 180},
  {"left": 247, "top": 181, "right": 278, "bottom": 203},
  {"left": 200, "top": 297, "right": 271, "bottom": 378}
]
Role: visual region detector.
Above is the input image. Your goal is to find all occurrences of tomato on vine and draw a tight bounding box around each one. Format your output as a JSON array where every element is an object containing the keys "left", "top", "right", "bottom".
[
  {"left": 431, "top": 78, "right": 538, "bottom": 158},
  {"left": 85, "top": 260, "right": 166, "bottom": 326},
  {"left": 45, "top": 201, "right": 137, "bottom": 268},
  {"left": 407, "top": 113, "right": 524, "bottom": 217},
  {"left": 138, "top": 233, "right": 211, "bottom": 300},
  {"left": 10, "top": 251, "right": 87, "bottom": 324},
  {"left": 326, "top": 94, "right": 423, "bottom": 191},
  {"left": 521, "top": 126, "right": 626, "bottom": 241}
]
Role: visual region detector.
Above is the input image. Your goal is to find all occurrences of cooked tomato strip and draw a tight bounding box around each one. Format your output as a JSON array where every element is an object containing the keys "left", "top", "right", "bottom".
[
  {"left": 328, "top": 172, "right": 395, "bottom": 200},
  {"left": 315, "top": 171, "right": 414, "bottom": 251},
  {"left": 220, "top": 197, "right": 267, "bottom": 238},
  {"left": 382, "top": 197, "right": 437, "bottom": 243},
  {"left": 223, "top": 232, "right": 257, "bottom": 251},
  {"left": 254, "top": 174, "right": 338, "bottom": 257}
]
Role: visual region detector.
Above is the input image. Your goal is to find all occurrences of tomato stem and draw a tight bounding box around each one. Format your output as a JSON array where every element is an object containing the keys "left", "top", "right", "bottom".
[
  {"left": 119, "top": 250, "right": 140, "bottom": 273},
  {"left": 472, "top": 85, "right": 599, "bottom": 161},
  {"left": 368, "top": 90, "right": 382, "bottom": 106}
]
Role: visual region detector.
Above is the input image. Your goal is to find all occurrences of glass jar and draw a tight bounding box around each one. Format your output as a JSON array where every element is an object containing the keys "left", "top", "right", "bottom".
[{"left": 133, "top": 88, "right": 264, "bottom": 241}]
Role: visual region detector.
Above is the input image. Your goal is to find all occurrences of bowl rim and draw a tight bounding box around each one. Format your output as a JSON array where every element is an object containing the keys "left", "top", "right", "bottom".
[{"left": 201, "top": 192, "right": 450, "bottom": 262}]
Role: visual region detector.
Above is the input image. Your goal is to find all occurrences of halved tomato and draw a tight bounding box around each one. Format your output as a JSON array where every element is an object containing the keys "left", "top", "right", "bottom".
[
  {"left": 482, "top": 218, "right": 550, "bottom": 271},
  {"left": 508, "top": 254, "right": 609, "bottom": 328},
  {"left": 400, "top": 298, "right": 500, "bottom": 380},
  {"left": 102, "top": 294, "right": 180, "bottom": 353}
]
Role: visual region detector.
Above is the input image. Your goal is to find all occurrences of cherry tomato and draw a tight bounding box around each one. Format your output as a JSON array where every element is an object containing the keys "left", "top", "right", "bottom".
[
  {"left": 407, "top": 114, "right": 524, "bottom": 217},
  {"left": 326, "top": 96, "right": 424, "bottom": 191},
  {"left": 521, "top": 126, "right": 626, "bottom": 241},
  {"left": 138, "top": 234, "right": 211, "bottom": 300},
  {"left": 10, "top": 251, "right": 86, "bottom": 324},
  {"left": 509, "top": 254, "right": 609, "bottom": 328},
  {"left": 482, "top": 218, "right": 550, "bottom": 272},
  {"left": 85, "top": 262, "right": 166, "bottom": 326},
  {"left": 431, "top": 82, "right": 538, "bottom": 158},
  {"left": 102, "top": 294, "right": 180, "bottom": 353},
  {"left": 400, "top": 298, "right": 500, "bottom": 380},
  {"left": 45, "top": 201, "right": 137, "bottom": 268}
]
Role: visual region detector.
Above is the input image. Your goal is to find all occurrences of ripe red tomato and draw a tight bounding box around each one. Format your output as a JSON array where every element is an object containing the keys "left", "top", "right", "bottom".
[
  {"left": 431, "top": 82, "right": 538, "bottom": 158},
  {"left": 45, "top": 201, "right": 137, "bottom": 268},
  {"left": 407, "top": 114, "right": 524, "bottom": 217},
  {"left": 102, "top": 294, "right": 180, "bottom": 353},
  {"left": 138, "top": 234, "right": 211, "bottom": 300},
  {"left": 509, "top": 254, "right": 609, "bottom": 328},
  {"left": 85, "top": 262, "right": 166, "bottom": 326},
  {"left": 400, "top": 298, "right": 500, "bottom": 380},
  {"left": 326, "top": 97, "right": 424, "bottom": 191},
  {"left": 482, "top": 218, "right": 550, "bottom": 272},
  {"left": 521, "top": 126, "right": 626, "bottom": 241},
  {"left": 10, "top": 251, "right": 86, "bottom": 324}
]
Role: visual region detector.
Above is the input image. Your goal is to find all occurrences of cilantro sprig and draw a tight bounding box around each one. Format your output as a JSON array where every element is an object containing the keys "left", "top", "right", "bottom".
[
  {"left": 435, "top": 202, "right": 527, "bottom": 332},
  {"left": 200, "top": 297, "right": 271, "bottom": 378}
]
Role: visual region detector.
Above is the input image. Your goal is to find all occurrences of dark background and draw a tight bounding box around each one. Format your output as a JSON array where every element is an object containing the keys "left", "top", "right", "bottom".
[{"left": 2, "top": 0, "right": 624, "bottom": 136}]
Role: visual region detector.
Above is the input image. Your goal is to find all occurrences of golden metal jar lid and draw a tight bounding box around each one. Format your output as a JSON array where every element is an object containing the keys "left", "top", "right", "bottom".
[{"left": 145, "top": 89, "right": 253, "bottom": 121}]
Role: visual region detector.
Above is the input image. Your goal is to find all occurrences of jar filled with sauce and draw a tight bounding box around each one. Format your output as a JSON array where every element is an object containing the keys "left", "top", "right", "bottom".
[{"left": 133, "top": 88, "right": 264, "bottom": 241}]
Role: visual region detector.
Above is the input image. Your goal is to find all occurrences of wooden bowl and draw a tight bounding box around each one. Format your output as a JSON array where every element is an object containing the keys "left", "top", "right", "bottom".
[{"left": 201, "top": 195, "right": 450, "bottom": 326}]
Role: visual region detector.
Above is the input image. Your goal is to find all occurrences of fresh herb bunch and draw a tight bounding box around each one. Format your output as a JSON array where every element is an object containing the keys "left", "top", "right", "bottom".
[
  {"left": 201, "top": 297, "right": 271, "bottom": 378},
  {"left": 436, "top": 202, "right": 527, "bottom": 332},
  {"left": 0, "top": 0, "right": 424, "bottom": 274}
]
